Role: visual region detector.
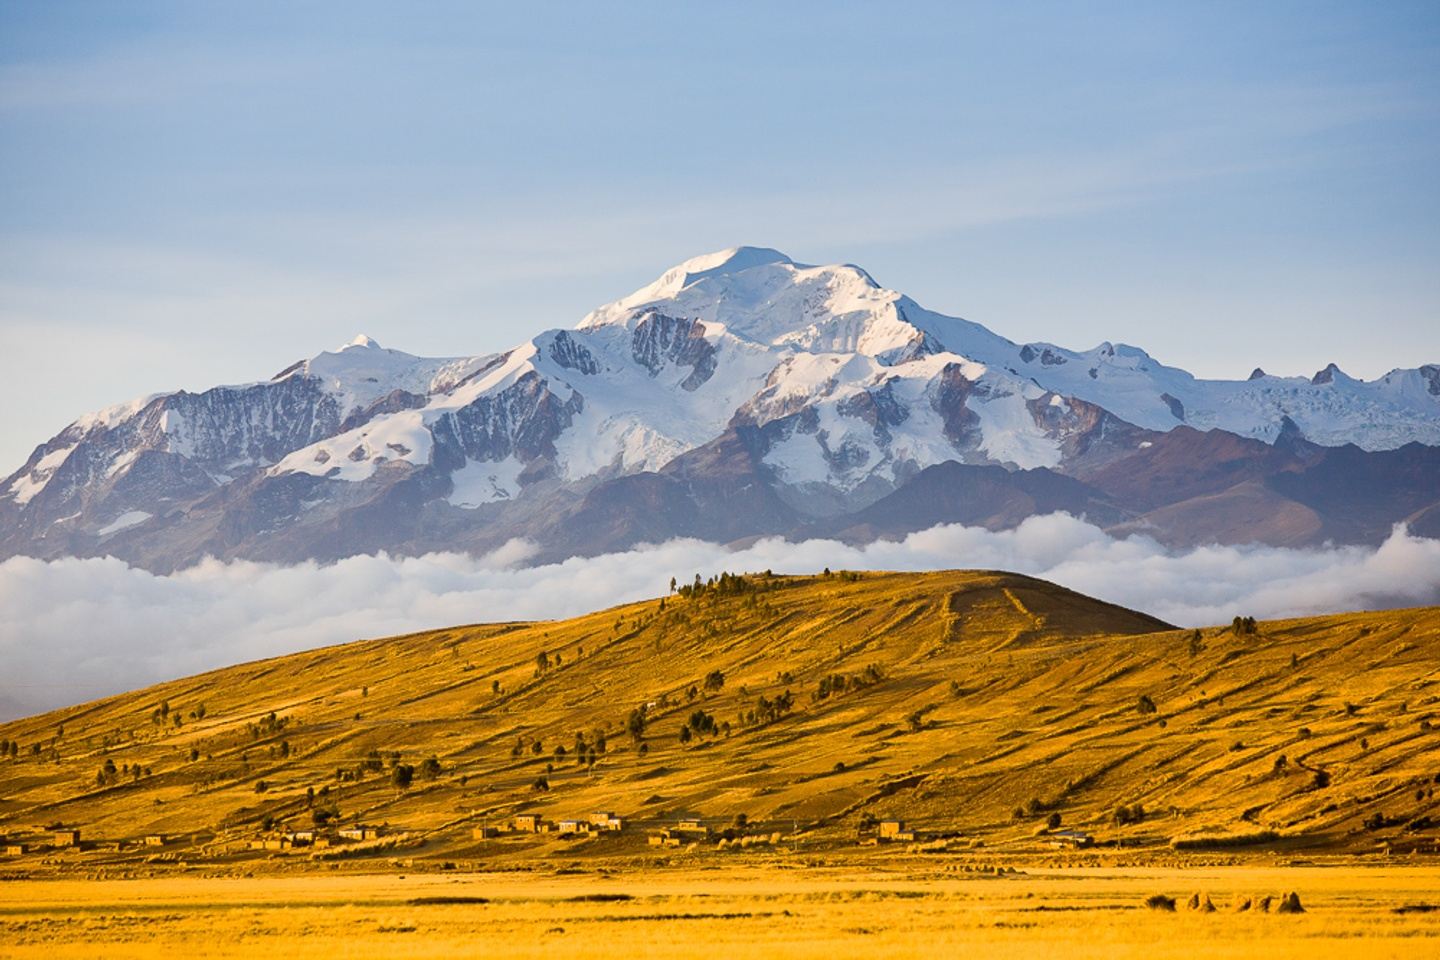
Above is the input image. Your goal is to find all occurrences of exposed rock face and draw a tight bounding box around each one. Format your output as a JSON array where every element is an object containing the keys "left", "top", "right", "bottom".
[
  {"left": 3, "top": 247, "right": 1438, "bottom": 570},
  {"left": 630, "top": 312, "right": 718, "bottom": 390}
]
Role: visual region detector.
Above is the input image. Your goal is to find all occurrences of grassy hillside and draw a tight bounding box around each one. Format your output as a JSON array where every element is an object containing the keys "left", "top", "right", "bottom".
[{"left": 1, "top": 569, "right": 1437, "bottom": 871}]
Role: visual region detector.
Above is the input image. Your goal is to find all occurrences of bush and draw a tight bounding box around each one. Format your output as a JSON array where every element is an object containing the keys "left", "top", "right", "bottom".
[
  {"left": 1170, "top": 829, "right": 1279, "bottom": 850},
  {"left": 391, "top": 764, "right": 414, "bottom": 789},
  {"left": 1113, "top": 804, "right": 1146, "bottom": 825}
]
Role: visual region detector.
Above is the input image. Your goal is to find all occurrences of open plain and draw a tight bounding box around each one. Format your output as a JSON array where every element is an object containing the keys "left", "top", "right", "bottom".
[{"left": 3, "top": 864, "right": 1440, "bottom": 958}]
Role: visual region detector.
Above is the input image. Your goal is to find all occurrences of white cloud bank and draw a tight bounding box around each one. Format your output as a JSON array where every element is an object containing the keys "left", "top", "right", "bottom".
[{"left": 2, "top": 514, "right": 1438, "bottom": 720}]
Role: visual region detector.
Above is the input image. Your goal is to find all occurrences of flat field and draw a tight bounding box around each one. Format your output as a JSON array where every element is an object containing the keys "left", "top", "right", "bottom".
[{"left": 2, "top": 865, "right": 1437, "bottom": 959}]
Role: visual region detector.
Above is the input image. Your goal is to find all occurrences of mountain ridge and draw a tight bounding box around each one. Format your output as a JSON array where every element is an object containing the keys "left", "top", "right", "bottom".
[{"left": 3, "top": 246, "right": 1438, "bottom": 571}]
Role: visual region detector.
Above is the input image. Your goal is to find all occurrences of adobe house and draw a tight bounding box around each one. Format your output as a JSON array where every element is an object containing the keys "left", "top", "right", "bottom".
[
  {"left": 1048, "top": 830, "right": 1094, "bottom": 849},
  {"left": 338, "top": 824, "right": 382, "bottom": 842},
  {"left": 3, "top": 843, "right": 25, "bottom": 857},
  {"left": 53, "top": 829, "right": 80, "bottom": 847},
  {"left": 558, "top": 819, "right": 591, "bottom": 835},
  {"left": 471, "top": 825, "right": 497, "bottom": 840},
  {"left": 144, "top": 834, "right": 166, "bottom": 847},
  {"left": 674, "top": 818, "right": 710, "bottom": 837},
  {"left": 588, "top": 812, "right": 622, "bottom": 830},
  {"left": 512, "top": 814, "right": 540, "bottom": 833},
  {"left": 878, "top": 819, "right": 906, "bottom": 840}
]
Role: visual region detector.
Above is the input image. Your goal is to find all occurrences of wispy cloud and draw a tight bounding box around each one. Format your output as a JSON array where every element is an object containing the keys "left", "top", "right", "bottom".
[{"left": 3, "top": 515, "right": 1437, "bottom": 720}]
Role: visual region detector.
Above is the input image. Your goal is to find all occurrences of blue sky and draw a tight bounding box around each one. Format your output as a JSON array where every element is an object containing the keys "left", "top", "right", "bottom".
[{"left": 1, "top": 1, "right": 1437, "bottom": 469}]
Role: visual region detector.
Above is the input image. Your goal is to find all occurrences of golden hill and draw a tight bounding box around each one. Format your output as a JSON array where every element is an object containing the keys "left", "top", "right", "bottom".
[{"left": 1, "top": 569, "right": 1438, "bottom": 871}]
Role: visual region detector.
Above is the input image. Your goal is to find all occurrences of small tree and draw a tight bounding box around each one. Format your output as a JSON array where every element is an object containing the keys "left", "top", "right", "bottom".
[
  {"left": 391, "top": 764, "right": 415, "bottom": 790},
  {"left": 1046, "top": 812, "right": 1062, "bottom": 830}
]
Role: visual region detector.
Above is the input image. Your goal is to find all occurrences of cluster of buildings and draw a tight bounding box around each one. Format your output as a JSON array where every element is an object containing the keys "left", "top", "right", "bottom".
[
  {"left": 857, "top": 819, "right": 919, "bottom": 845},
  {"left": 647, "top": 819, "right": 713, "bottom": 847},
  {"left": 3, "top": 828, "right": 82, "bottom": 856},
  {"left": 468, "top": 811, "right": 783, "bottom": 849},
  {"left": 248, "top": 823, "right": 384, "bottom": 852},
  {"left": 475, "top": 811, "right": 624, "bottom": 839}
]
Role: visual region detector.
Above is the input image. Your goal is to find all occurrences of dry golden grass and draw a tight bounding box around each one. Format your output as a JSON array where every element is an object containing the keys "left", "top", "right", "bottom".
[
  {"left": 1, "top": 569, "right": 1437, "bottom": 874},
  {"left": 2, "top": 865, "right": 1439, "bottom": 958}
]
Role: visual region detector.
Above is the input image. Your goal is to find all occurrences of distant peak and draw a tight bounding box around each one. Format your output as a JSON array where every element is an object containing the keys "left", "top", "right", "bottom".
[
  {"left": 666, "top": 246, "right": 794, "bottom": 288},
  {"left": 578, "top": 246, "right": 803, "bottom": 330},
  {"left": 680, "top": 245, "right": 792, "bottom": 270},
  {"left": 1248, "top": 367, "right": 1267, "bottom": 381},
  {"left": 343, "top": 334, "right": 382, "bottom": 351},
  {"left": 1311, "top": 362, "right": 1343, "bottom": 385}
]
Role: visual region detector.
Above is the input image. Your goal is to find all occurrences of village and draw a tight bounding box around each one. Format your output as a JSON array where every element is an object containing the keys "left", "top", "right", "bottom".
[{"left": 0, "top": 812, "right": 1096, "bottom": 862}]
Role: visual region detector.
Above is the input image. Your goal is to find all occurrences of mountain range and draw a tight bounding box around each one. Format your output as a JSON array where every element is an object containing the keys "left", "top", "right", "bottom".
[{"left": 4, "top": 246, "right": 1438, "bottom": 572}]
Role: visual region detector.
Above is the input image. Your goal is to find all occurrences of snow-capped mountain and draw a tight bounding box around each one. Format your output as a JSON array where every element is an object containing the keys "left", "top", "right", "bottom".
[{"left": 3, "top": 247, "right": 1438, "bottom": 570}]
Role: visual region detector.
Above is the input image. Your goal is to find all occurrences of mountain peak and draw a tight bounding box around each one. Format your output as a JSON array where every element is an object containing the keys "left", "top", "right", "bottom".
[
  {"left": 640, "top": 246, "right": 797, "bottom": 301},
  {"left": 579, "top": 246, "right": 803, "bottom": 331},
  {"left": 343, "top": 334, "right": 382, "bottom": 351},
  {"left": 672, "top": 245, "right": 793, "bottom": 280}
]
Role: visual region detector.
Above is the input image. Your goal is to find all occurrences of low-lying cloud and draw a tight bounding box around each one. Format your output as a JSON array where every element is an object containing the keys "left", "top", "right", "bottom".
[{"left": 3, "top": 514, "right": 1438, "bottom": 720}]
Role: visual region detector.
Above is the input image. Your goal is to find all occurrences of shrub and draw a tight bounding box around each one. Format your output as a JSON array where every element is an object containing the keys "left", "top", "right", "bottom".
[
  {"left": 1113, "top": 804, "right": 1146, "bottom": 825},
  {"left": 1137, "top": 694, "right": 1158, "bottom": 715},
  {"left": 1170, "top": 829, "right": 1279, "bottom": 850},
  {"left": 391, "top": 764, "right": 415, "bottom": 789}
]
